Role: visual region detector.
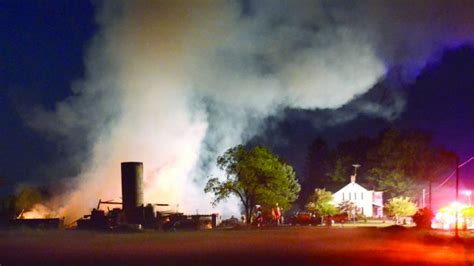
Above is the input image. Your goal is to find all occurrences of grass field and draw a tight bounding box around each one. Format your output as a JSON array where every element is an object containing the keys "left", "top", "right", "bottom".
[{"left": 0, "top": 226, "right": 473, "bottom": 265}]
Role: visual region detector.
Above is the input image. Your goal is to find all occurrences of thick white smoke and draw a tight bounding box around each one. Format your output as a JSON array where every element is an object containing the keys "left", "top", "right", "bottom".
[{"left": 26, "top": 0, "right": 474, "bottom": 220}]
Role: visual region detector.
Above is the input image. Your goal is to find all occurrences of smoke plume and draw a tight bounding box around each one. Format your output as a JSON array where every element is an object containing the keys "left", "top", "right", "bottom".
[{"left": 26, "top": 0, "right": 474, "bottom": 220}]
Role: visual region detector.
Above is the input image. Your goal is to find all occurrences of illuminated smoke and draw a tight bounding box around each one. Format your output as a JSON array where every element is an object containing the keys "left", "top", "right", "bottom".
[{"left": 25, "top": 1, "right": 474, "bottom": 220}]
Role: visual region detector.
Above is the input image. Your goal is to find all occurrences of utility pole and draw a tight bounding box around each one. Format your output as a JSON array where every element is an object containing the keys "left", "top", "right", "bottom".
[
  {"left": 422, "top": 189, "right": 426, "bottom": 208},
  {"left": 429, "top": 181, "right": 432, "bottom": 211},
  {"left": 455, "top": 157, "right": 459, "bottom": 239}
]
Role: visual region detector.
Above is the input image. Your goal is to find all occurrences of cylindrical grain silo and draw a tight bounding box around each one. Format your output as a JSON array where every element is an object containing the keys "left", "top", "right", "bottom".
[{"left": 121, "top": 162, "right": 144, "bottom": 222}]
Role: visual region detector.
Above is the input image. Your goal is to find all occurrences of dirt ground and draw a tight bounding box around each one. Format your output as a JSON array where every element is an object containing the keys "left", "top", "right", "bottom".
[{"left": 0, "top": 226, "right": 473, "bottom": 266}]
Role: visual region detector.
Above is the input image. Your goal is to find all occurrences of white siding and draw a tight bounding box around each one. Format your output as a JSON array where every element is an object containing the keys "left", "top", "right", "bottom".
[{"left": 332, "top": 182, "right": 376, "bottom": 217}]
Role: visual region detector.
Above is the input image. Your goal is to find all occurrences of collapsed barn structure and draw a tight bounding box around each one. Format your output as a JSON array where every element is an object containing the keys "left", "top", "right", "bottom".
[
  {"left": 11, "top": 162, "right": 219, "bottom": 231},
  {"left": 76, "top": 162, "right": 219, "bottom": 230}
]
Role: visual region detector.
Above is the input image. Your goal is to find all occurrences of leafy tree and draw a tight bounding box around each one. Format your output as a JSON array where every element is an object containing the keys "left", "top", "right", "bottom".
[
  {"left": 325, "top": 136, "right": 374, "bottom": 190},
  {"left": 205, "top": 145, "right": 301, "bottom": 224},
  {"left": 412, "top": 208, "right": 434, "bottom": 229},
  {"left": 384, "top": 196, "right": 418, "bottom": 224},
  {"left": 338, "top": 200, "right": 357, "bottom": 218},
  {"left": 368, "top": 170, "right": 415, "bottom": 199},
  {"left": 326, "top": 156, "right": 353, "bottom": 188},
  {"left": 300, "top": 136, "right": 372, "bottom": 203},
  {"left": 300, "top": 138, "right": 329, "bottom": 206},
  {"left": 305, "top": 188, "right": 338, "bottom": 222},
  {"left": 366, "top": 129, "right": 453, "bottom": 198},
  {"left": 299, "top": 128, "right": 453, "bottom": 204}
]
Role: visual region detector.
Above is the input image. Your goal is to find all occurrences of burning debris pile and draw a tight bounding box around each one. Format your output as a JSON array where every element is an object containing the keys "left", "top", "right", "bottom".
[
  {"left": 76, "top": 162, "right": 219, "bottom": 231},
  {"left": 11, "top": 162, "right": 218, "bottom": 231}
]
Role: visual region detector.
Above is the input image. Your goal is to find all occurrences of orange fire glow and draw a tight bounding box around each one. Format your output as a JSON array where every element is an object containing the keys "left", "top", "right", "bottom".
[{"left": 19, "top": 204, "right": 57, "bottom": 219}]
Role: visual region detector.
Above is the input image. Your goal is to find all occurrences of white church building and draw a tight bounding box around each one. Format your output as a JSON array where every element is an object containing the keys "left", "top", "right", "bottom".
[{"left": 332, "top": 175, "right": 384, "bottom": 217}]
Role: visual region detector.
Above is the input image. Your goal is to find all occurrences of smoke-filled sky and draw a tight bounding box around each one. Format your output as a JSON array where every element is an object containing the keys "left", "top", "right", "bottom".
[{"left": 1, "top": 0, "right": 474, "bottom": 219}]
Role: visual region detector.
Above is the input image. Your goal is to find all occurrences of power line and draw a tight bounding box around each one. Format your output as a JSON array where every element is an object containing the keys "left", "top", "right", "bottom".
[{"left": 433, "top": 156, "right": 474, "bottom": 191}]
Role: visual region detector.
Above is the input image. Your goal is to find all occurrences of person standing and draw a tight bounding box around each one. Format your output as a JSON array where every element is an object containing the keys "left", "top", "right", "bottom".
[
  {"left": 255, "top": 205, "right": 263, "bottom": 227},
  {"left": 273, "top": 203, "right": 281, "bottom": 225}
]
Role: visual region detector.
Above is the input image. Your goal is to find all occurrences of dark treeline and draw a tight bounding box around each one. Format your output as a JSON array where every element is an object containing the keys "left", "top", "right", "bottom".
[{"left": 298, "top": 128, "right": 454, "bottom": 207}]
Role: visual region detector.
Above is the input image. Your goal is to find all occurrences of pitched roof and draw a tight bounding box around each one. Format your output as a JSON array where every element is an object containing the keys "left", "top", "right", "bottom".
[{"left": 333, "top": 181, "right": 369, "bottom": 195}]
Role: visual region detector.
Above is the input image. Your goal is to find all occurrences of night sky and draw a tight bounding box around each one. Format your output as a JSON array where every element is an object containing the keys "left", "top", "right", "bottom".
[
  {"left": 1, "top": 1, "right": 473, "bottom": 211},
  {"left": 1, "top": 1, "right": 96, "bottom": 193}
]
